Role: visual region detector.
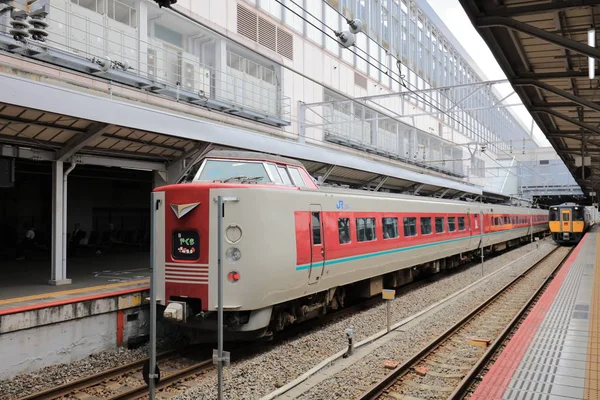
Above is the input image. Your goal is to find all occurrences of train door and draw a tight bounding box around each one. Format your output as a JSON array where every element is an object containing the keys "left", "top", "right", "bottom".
[
  {"left": 308, "top": 205, "right": 325, "bottom": 285},
  {"left": 561, "top": 209, "right": 571, "bottom": 232}
]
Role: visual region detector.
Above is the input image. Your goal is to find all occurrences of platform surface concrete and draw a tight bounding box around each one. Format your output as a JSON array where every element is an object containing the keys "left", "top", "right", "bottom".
[{"left": 0, "top": 252, "right": 150, "bottom": 312}]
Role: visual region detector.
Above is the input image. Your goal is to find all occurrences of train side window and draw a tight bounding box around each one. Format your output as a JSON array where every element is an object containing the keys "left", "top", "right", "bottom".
[
  {"left": 265, "top": 163, "right": 284, "bottom": 184},
  {"left": 357, "top": 218, "right": 376, "bottom": 242},
  {"left": 473, "top": 214, "right": 479, "bottom": 229},
  {"left": 458, "top": 217, "right": 465, "bottom": 231},
  {"left": 493, "top": 216, "right": 498, "bottom": 226},
  {"left": 421, "top": 217, "right": 432, "bottom": 235},
  {"left": 403, "top": 217, "right": 417, "bottom": 237},
  {"left": 448, "top": 217, "right": 456, "bottom": 232},
  {"left": 277, "top": 166, "right": 293, "bottom": 185},
  {"left": 288, "top": 167, "right": 307, "bottom": 188},
  {"left": 338, "top": 218, "right": 351, "bottom": 244},
  {"left": 312, "top": 213, "right": 321, "bottom": 245},
  {"left": 435, "top": 217, "right": 444, "bottom": 233},
  {"left": 382, "top": 217, "right": 399, "bottom": 239}
]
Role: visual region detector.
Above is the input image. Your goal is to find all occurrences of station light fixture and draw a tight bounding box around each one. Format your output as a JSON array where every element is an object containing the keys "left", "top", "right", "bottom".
[{"left": 589, "top": 27, "right": 596, "bottom": 80}]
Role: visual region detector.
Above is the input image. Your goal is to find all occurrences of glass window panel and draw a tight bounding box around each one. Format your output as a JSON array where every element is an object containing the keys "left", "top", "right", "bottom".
[
  {"left": 338, "top": 218, "right": 351, "bottom": 244},
  {"left": 382, "top": 217, "right": 398, "bottom": 239},
  {"left": 403, "top": 217, "right": 417, "bottom": 237}
]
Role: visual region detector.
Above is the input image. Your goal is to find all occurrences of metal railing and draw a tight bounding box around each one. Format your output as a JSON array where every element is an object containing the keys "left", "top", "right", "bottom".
[
  {"left": 0, "top": 2, "right": 291, "bottom": 124},
  {"left": 302, "top": 100, "right": 465, "bottom": 178}
]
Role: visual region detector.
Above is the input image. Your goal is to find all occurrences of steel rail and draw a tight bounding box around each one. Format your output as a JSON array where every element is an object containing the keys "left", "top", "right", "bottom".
[
  {"left": 16, "top": 349, "right": 180, "bottom": 400},
  {"left": 108, "top": 359, "right": 213, "bottom": 400},
  {"left": 356, "top": 245, "right": 570, "bottom": 400}
]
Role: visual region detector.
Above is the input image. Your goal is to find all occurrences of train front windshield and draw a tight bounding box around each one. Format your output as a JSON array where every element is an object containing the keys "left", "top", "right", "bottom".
[
  {"left": 549, "top": 208, "right": 560, "bottom": 221},
  {"left": 573, "top": 207, "right": 585, "bottom": 221}
]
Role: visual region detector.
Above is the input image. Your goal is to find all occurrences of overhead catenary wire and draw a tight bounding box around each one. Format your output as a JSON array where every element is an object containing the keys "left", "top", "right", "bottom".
[{"left": 276, "top": 0, "right": 547, "bottom": 185}]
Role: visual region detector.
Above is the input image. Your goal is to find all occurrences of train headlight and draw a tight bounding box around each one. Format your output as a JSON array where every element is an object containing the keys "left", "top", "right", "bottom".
[
  {"left": 225, "top": 224, "right": 242, "bottom": 244},
  {"left": 226, "top": 247, "right": 242, "bottom": 262},
  {"left": 227, "top": 271, "right": 240, "bottom": 283}
]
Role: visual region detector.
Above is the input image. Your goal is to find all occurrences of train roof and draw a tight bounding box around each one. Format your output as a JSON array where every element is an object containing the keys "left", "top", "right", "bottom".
[
  {"left": 202, "top": 150, "right": 303, "bottom": 167},
  {"left": 317, "top": 185, "right": 546, "bottom": 212}
]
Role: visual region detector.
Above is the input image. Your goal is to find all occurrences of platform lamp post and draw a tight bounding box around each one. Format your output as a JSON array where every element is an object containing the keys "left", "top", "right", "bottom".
[
  {"left": 147, "top": 192, "right": 160, "bottom": 400},
  {"left": 479, "top": 197, "right": 484, "bottom": 278},
  {"left": 214, "top": 195, "right": 238, "bottom": 399}
]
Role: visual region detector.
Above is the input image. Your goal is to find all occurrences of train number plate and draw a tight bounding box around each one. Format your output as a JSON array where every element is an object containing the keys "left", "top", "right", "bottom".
[{"left": 172, "top": 230, "right": 200, "bottom": 260}]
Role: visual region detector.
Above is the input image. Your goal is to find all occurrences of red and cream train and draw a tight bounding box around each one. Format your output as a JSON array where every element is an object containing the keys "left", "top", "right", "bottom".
[{"left": 153, "top": 150, "right": 548, "bottom": 340}]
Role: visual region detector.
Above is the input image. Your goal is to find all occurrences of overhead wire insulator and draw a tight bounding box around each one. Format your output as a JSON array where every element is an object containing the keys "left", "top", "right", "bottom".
[
  {"left": 28, "top": 8, "right": 49, "bottom": 42},
  {"left": 9, "top": 10, "right": 29, "bottom": 42},
  {"left": 334, "top": 30, "right": 356, "bottom": 49}
]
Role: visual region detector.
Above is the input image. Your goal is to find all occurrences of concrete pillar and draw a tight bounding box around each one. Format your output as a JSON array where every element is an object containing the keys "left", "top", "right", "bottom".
[{"left": 50, "top": 161, "right": 71, "bottom": 286}]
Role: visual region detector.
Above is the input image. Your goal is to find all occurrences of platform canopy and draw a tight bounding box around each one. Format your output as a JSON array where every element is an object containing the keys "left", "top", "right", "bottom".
[
  {"left": 459, "top": 0, "right": 600, "bottom": 198},
  {"left": 0, "top": 72, "right": 482, "bottom": 198}
]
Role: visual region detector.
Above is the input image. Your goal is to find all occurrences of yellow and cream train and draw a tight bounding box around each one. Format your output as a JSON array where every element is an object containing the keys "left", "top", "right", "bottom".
[{"left": 549, "top": 203, "right": 591, "bottom": 245}]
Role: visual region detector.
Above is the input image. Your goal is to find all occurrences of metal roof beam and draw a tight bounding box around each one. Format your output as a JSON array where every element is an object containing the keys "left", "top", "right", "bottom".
[
  {"left": 57, "top": 123, "right": 110, "bottom": 161},
  {"left": 477, "top": 17, "right": 600, "bottom": 60},
  {"left": 373, "top": 176, "right": 389, "bottom": 192},
  {"left": 101, "top": 132, "right": 186, "bottom": 153},
  {"left": 514, "top": 79, "right": 600, "bottom": 113},
  {"left": 517, "top": 71, "right": 597, "bottom": 79},
  {"left": 536, "top": 102, "right": 600, "bottom": 108},
  {"left": 531, "top": 107, "right": 600, "bottom": 135},
  {"left": 484, "top": 1, "right": 599, "bottom": 17}
]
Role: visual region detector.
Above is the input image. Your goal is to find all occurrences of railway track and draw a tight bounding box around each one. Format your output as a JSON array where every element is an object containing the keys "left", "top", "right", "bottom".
[
  {"left": 15, "top": 347, "right": 213, "bottom": 400},
  {"left": 357, "top": 245, "right": 573, "bottom": 400}
]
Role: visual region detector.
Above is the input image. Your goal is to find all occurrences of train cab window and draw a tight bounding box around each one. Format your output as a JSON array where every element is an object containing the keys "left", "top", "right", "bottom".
[
  {"left": 573, "top": 207, "right": 585, "bottom": 221},
  {"left": 435, "top": 217, "right": 444, "bottom": 233},
  {"left": 357, "top": 218, "right": 376, "bottom": 242},
  {"left": 277, "top": 166, "right": 294, "bottom": 185},
  {"left": 198, "top": 160, "right": 270, "bottom": 183},
  {"left": 458, "top": 217, "right": 465, "bottom": 231},
  {"left": 265, "top": 163, "right": 284, "bottom": 184},
  {"left": 448, "top": 217, "right": 456, "bottom": 232},
  {"left": 382, "top": 217, "right": 399, "bottom": 239},
  {"left": 549, "top": 208, "right": 559, "bottom": 221},
  {"left": 312, "top": 213, "right": 321, "bottom": 245},
  {"left": 338, "top": 218, "right": 351, "bottom": 244},
  {"left": 404, "top": 217, "right": 417, "bottom": 237},
  {"left": 288, "top": 167, "right": 307, "bottom": 188},
  {"left": 421, "top": 217, "right": 432, "bottom": 235}
]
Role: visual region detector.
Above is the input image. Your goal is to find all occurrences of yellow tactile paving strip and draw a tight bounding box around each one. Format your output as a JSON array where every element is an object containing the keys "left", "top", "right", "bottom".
[
  {"left": 585, "top": 234, "right": 600, "bottom": 399},
  {"left": 0, "top": 279, "right": 149, "bottom": 307}
]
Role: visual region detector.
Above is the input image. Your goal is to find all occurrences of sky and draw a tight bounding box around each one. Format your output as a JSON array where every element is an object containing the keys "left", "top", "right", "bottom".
[{"left": 425, "top": 0, "right": 553, "bottom": 148}]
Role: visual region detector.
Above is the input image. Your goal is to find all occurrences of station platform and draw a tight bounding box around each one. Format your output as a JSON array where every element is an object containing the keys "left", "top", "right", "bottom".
[
  {"left": 471, "top": 227, "right": 600, "bottom": 400},
  {"left": 0, "top": 253, "right": 152, "bottom": 380},
  {"left": 0, "top": 252, "right": 150, "bottom": 314}
]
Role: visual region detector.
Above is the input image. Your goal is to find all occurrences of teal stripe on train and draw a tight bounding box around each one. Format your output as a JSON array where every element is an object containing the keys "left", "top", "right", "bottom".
[{"left": 295, "top": 227, "right": 534, "bottom": 271}]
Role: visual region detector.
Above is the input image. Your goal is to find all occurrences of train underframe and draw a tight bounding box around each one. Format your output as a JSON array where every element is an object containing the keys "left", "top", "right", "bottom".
[
  {"left": 551, "top": 231, "right": 585, "bottom": 246},
  {"left": 170, "top": 233, "right": 543, "bottom": 343}
]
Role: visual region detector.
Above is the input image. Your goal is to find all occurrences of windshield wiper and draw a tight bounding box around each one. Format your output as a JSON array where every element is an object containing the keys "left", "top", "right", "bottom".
[
  {"left": 223, "top": 176, "right": 248, "bottom": 183},
  {"left": 243, "top": 176, "right": 265, "bottom": 182}
]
